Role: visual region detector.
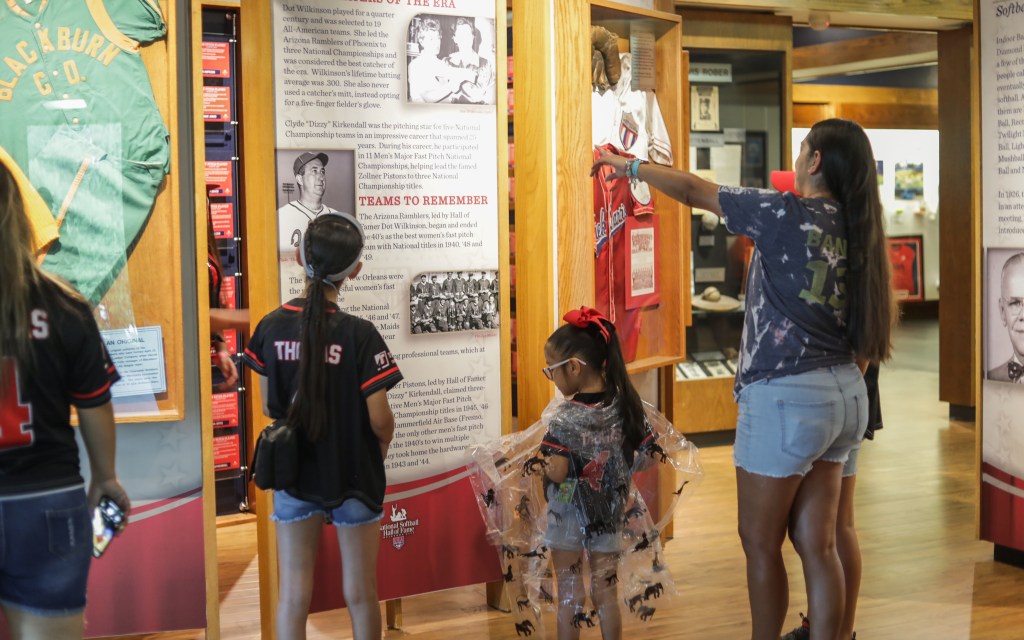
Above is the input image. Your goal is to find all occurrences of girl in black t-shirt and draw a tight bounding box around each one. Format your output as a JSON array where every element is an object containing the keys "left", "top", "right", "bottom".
[
  {"left": 539, "top": 307, "right": 655, "bottom": 640},
  {"left": 0, "top": 158, "right": 129, "bottom": 638},
  {"left": 244, "top": 213, "right": 401, "bottom": 640}
]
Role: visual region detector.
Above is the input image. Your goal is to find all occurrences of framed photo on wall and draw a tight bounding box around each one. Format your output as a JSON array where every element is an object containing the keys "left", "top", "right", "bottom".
[
  {"left": 888, "top": 236, "right": 924, "bottom": 302},
  {"left": 690, "top": 85, "right": 720, "bottom": 132},
  {"left": 741, "top": 131, "right": 766, "bottom": 188}
]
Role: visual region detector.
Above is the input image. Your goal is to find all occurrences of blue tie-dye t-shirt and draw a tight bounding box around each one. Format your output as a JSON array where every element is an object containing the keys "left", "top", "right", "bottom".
[{"left": 718, "top": 186, "right": 855, "bottom": 397}]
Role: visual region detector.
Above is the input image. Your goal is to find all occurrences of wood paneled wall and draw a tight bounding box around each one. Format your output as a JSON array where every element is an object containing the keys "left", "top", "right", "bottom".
[
  {"left": 671, "top": 0, "right": 972, "bottom": 21},
  {"left": 792, "top": 84, "right": 939, "bottom": 129},
  {"left": 512, "top": 0, "right": 560, "bottom": 427},
  {"left": 937, "top": 26, "right": 977, "bottom": 409}
]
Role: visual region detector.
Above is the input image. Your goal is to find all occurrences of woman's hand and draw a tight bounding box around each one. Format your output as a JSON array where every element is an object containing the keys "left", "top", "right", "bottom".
[
  {"left": 590, "top": 146, "right": 629, "bottom": 180},
  {"left": 88, "top": 477, "right": 131, "bottom": 520},
  {"left": 214, "top": 349, "right": 239, "bottom": 392}
]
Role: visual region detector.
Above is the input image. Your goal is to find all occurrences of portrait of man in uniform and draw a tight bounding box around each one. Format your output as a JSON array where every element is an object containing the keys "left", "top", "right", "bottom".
[
  {"left": 275, "top": 149, "right": 355, "bottom": 303},
  {"left": 988, "top": 250, "right": 1024, "bottom": 383}
]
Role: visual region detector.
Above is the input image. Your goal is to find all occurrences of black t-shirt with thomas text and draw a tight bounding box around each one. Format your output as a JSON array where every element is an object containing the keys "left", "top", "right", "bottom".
[
  {"left": 242, "top": 298, "right": 403, "bottom": 510},
  {"left": 0, "top": 280, "right": 120, "bottom": 496}
]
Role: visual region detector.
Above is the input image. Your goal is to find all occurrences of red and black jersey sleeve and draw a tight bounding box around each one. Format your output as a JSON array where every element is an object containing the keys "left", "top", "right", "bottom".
[
  {"left": 355, "top": 323, "right": 402, "bottom": 397},
  {"left": 66, "top": 299, "right": 120, "bottom": 408},
  {"left": 241, "top": 318, "right": 268, "bottom": 376},
  {"left": 539, "top": 431, "right": 572, "bottom": 459}
]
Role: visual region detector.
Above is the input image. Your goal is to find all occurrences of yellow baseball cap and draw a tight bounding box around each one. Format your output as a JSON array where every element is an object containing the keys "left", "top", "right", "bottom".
[{"left": 0, "top": 145, "right": 58, "bottom": 254}]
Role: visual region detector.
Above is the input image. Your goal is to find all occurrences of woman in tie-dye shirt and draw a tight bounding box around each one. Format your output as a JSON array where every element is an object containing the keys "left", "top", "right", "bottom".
[{"left": 591, "top": 118, "right": 895, "bottom": 640}]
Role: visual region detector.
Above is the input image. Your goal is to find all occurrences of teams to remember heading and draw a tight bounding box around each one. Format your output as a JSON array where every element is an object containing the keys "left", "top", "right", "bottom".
[{"left": 0, "top": 0, "right": 171, "bottom": 305}]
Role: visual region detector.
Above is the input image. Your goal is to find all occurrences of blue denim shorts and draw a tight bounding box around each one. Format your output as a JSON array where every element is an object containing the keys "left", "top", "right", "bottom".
[
  {"left": 843, "top": 445, "right": 860, "bottom": 478},
  {"left": 544, "top": 491, "right": 621, "bottom": 554},
  {"left": 271, "top": 491, "right": 382, "bottom": 527},
  {"left": 734, "top": 363, "right": 867, "bottom": 478},
  {"left": 0, "top": 486, "right": 92, "bottom": 617}
]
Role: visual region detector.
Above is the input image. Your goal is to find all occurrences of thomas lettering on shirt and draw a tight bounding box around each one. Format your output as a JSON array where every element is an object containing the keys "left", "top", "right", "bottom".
[{"left": 273, "top": 340, "right": 343, "bottom": 364}]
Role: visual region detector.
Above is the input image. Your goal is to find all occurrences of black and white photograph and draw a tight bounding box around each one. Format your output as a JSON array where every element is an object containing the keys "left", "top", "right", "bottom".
[
  {"left": 690, "top": 85, "right": 720, "bottom": 132},
  {"left": 701, "top": 359, "right": 733, "bottom": 378},
  {"left": 406, "top": 14, "right": 497, "bottom": 105},
  {"left": 275, "top": 148, "right": 357, "bottom": 303},
  {"left": 986, "top": 248, "right": 1024, "bottom": 384},
  {"left": 409, "top": 270, "right": 500, "bottom": 334},
  {"left": 675, "top": 361, "right": 708, "bottom": 381}
]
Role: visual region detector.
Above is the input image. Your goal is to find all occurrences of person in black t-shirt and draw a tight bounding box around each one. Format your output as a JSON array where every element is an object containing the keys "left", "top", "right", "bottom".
[
  {"left": 0, "top": 159, "right": 129, "bottom": 638},
  {"left": 242, "top": 212, "right": 401, "bottom": 640}
]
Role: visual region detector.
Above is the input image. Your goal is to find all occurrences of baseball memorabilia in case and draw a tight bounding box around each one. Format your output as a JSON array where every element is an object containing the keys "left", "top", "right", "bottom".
[
  {"left": 625, "top": 216, "right": 660, "bottom": 310},
  {"left": 690, "top": 85, "right": 720, "bottom": 132},
  {"left": 701, "top": 359, "right": 732, "bottom": 378},
  {"left": 676, "top": 361, "right": 708, "bottom": 380},
  {"left": 887, "top": 236, "right": 924, "bottom": 302},
  {"left": 0, "top": 0, "right": 171, "bottom": 306}
]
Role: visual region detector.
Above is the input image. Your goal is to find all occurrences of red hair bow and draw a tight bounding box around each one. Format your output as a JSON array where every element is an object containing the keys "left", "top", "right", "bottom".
[{"left": 563, "top": 306, "right": 611, "bottom": 343}]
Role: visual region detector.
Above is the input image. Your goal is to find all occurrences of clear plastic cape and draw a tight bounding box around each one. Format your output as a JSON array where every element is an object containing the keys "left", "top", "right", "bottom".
[{"left": 468, "top": 397, "right": 703, "bottom": 637}]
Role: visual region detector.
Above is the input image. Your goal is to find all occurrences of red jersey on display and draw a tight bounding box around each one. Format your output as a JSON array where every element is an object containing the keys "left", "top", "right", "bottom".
[
  {"left": 592, "top": 145, "right": 653, "bottom": 361},
  {"left": 0, "top": 281, "right": 120, "bottom": 495},
  {"left": 889, "top": 241, "right": 918, "bottom": 297}
]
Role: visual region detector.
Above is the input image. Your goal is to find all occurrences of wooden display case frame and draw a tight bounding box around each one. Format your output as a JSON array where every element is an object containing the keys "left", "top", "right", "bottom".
[
  {"left": 512, "top": 0, "right": 687, "bottom": 431},
  {"left": 672, "top": 8, "right": 793, "bottom": 434}
]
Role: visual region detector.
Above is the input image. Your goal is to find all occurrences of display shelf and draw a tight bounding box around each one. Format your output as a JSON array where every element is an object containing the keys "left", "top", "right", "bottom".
[
  {"left": 627, "top": 354, "right": 687, "bottom": 375},
  {"left": 673, "top": 376, "right": 738, "bottom": 433},
  {"left": 590, "top": 1, "right": 687, "bottom": 372}
]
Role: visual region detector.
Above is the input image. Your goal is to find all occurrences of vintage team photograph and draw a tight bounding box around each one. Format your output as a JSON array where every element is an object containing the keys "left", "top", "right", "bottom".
[
  {"left": 406, "top": 14, "right": 497, "bottom": 105},
  {"left": 409, "top": 270, "right": 500, "bottom": 334}
]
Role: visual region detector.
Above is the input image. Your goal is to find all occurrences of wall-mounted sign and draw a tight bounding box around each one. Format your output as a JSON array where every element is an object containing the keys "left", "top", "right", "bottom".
[
  {"left": 689, "top": 62, "right": 732, "bottom": 84},
  {"left": 101, "top": 326, "right": 167, "bottom": 398}
]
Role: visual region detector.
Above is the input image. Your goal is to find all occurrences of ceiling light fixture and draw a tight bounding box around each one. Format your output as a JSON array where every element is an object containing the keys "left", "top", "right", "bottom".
[{"left": 808, "top": 11, "right": 831, "bottom": 31}]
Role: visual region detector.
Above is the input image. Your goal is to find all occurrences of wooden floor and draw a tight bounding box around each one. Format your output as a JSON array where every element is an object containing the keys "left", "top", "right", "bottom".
[{"left": 107, "top": 320, "right": 1024, "bottom": 639}]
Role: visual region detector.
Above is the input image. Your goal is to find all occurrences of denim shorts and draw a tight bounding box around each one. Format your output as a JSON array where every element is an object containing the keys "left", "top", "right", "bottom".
[
  {"left": 734, "top": 363, "right": 867, "bottom": 478},
  {"left": 544, "top": 493, "right": 621, "bottom": 554},
  {"left": 843, "top": 445, "right": 860, "bottom": 478},
  {"left": 0, "top": 485, "right": 92, "bottom": 616},
  {"left": 271, "top": 491, "right": 382, "bottom": 527}
]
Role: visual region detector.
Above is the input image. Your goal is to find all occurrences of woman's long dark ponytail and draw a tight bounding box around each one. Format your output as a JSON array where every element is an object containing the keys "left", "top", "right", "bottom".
[
  {"left": 807, "top": 118, "right": 896, "bottom": 363},
  {"left": 286, "top": 215, "right": 363, "bottom": 441}
]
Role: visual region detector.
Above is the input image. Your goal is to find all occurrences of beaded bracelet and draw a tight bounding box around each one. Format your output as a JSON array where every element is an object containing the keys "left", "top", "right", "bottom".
[
  {"left": 625, "top": 158, "right": 640, "bottom": 179},
  {"left": 626, "top": 158, "right": 647, "bottom": 183}
]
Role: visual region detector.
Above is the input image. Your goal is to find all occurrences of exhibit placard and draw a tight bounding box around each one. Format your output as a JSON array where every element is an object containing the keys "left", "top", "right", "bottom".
[
  {"left": 271, "top": 0, "right": 503, "bottom": 604},
  {"left": 101, "top": 327, "right": 168, "bottom": 398},
  {"left": 980, "top": 0, "right": 1024, "bottom": 552}
]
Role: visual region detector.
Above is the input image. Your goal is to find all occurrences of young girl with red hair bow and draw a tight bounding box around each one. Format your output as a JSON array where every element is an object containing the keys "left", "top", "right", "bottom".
[{"left": 538, "top": 306, "right": 661, "bottom": 639}]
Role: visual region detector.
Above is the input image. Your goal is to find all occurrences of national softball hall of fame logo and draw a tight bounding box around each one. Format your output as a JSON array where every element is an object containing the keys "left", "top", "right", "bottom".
[{"left": 382, "top": 503, "right": 420, "bottom": 550}]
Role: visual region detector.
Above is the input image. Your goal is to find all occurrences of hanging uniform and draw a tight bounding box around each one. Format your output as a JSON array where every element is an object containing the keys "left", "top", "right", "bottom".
[
  {"left": 592, "top": 145, "right": 652, "bottom": 362},
  {"left": 606, "top": 53, "right": 673, "bottom": 166},
  {"left": 0, "top": 0, "right": 171, "bottom": 305}
]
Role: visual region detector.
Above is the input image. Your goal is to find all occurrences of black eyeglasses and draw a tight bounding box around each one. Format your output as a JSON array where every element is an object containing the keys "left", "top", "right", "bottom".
[{"left": 542, "top": 358, "right": 586, "bottom": 380}]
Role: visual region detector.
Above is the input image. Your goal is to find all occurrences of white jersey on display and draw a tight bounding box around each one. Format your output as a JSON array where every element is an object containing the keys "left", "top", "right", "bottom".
[{"left": 608, "top": 53, "right": 673, "bottom": 165}]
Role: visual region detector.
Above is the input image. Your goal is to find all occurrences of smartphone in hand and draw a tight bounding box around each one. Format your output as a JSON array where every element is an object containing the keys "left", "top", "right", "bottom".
[{"left": 92, "top": 496, "right": 127, "bottom": 558}]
